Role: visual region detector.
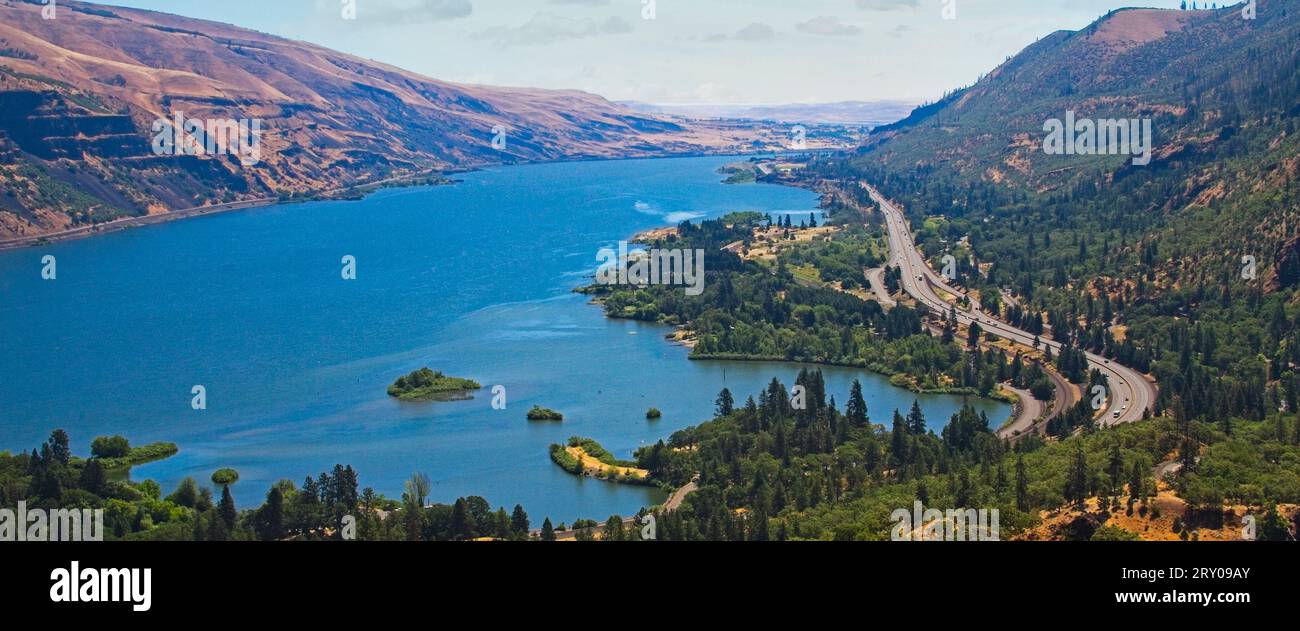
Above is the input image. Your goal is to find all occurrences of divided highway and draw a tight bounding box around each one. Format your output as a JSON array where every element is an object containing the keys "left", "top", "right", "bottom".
[{"left": 863, "top": 183, "right": 1155, "bottom": 428}]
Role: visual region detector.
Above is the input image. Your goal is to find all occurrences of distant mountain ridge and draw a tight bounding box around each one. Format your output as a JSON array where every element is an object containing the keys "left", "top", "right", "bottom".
[
  {"left": 0, "top": 0, "right": 785, "bottom": 240},
  {"left": 843, "top": 4, "right": 1299, "bottom": 281},
  {"left": 622, "top": 101, "right": 917, "bottom": 126}
]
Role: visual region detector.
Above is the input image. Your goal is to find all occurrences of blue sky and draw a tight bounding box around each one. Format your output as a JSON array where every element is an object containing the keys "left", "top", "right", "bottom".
[{"left": 101, "top": 0, "right": 1192, "bottom": 104}]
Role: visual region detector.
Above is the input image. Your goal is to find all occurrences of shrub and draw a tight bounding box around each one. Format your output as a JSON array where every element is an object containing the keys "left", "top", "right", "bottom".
[
  {"left": 211, "top": 468, "right": 240, "bottom": 486},
  {"left": 527, "top": 406, "right": 563, "bottom": 421},
  {"left": 91, "top": 435, "right": 130, "bottom": 458}
]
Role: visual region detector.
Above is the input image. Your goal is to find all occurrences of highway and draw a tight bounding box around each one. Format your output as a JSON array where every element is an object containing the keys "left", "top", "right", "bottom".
[{"left": 863, "top": 183, "right": 1155, "bottom": 427}]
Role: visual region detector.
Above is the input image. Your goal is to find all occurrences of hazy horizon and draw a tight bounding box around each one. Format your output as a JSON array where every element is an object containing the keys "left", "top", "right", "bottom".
[{"left": 98, "top": 0, "right": 1190, "bottom": 105}]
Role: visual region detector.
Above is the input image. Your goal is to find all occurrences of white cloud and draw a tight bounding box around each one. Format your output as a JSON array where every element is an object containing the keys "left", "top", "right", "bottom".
[
  {"left": 348, "top": 0, "right": 473, "bottom": 24},
  {"left": 704, "top": 22, "right": 776, "bottom": 43},
  {"left": 475, "top": 12, "right": 633, "bottom": 46},
  {"left": 854, "top": 0, "right": 920, "bottom": 10},
  {"left": 796, "top": 17, "right": 862, "bottom": 37}
]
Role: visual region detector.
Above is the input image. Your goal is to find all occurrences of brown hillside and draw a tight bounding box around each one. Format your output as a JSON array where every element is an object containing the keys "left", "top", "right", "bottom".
[{"left": 0, "top": 0, "right": 787, "bottom": 240}]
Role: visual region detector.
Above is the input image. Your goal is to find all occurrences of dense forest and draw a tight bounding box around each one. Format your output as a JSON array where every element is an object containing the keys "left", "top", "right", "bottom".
[
  {"left": 632, "top": 377, "right": 1300, "bottom": 541},
  {"left": 583, "top": 211, "right": 1046, "bottom": 401},
  {"left": 0, "top": 430, "right": 545, "bottom": 541}
]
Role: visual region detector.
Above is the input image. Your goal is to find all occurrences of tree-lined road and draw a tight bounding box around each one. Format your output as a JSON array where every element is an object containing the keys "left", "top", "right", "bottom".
[{"left": 864, "top": 183, "right": 1155, "bottom": 427}]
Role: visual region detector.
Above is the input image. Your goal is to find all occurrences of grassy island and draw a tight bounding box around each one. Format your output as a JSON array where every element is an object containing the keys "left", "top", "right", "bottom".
[
  {"left": 549, "top": 437, "right": 651, "bottom": 485},
  {"left": 527, "top": 405, "right": 564, "bottom": 421},
  {"left": 387, "top": 368, "right": 482, "bottom": 402},
  {"left": 211, "top": 468, "right": 240, "bottom": 486},
  {"left": 92, "top": 441, "right": 179, "bottom": 471}
]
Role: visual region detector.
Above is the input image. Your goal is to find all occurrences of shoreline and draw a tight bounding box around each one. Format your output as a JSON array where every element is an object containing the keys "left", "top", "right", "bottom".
[
  {"left": 0, "top": 167, "right": 449, "bottom": 251},
  {"left": 0, "top": 149, "right": 829, "bottom": 252}
]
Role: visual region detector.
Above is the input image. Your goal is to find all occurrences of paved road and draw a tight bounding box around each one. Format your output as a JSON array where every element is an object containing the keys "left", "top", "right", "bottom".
[
  {"left": 538, "top": 479, "right": 698, "bottom": 541},
  {"left": 864, "top": 183, "right": 1155, "bottom": 427},
  {"left": 863, "top": 267, "right": 897, "bottom": 308},
  {"left": 999, "top": 384, "right": 1044, "bottom": 438}
]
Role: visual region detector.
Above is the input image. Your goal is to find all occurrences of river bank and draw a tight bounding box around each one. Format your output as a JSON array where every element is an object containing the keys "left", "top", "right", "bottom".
[{"left": 0, "top": 155, "right": 1006, "bottom": 522}]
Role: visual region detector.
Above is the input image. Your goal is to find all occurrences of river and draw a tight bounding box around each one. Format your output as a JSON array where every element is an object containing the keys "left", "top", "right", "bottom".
[{"left": 0, "top": 155, "right": 1008, "bottom": 523}]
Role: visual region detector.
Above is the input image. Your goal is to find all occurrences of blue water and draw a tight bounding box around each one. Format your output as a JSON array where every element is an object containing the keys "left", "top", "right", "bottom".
[{"left": 0, "top": 156, "right": 1007, "bottom": 523}]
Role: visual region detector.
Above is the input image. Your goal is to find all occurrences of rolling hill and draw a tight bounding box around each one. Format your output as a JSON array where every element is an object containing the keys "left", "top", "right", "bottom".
[{"left": 0, "top": 0, "right": 787, "bottom": 241}]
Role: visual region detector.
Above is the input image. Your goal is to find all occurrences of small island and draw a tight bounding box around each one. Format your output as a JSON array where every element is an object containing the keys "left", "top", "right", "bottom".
[
  {"left": 387, "top": 367, "right": 482, "bottom": 402},
  {"left": 646, "top": 408, "right": 662, "bottom": 419},
  {"left": 211, "top": 468, "right": 240, "bottom": 486},
  {"left": 89, "top": 435, "right": 179, "bottom": 471},
  {"left": 526, "top": 405, "right": 564, "bottom": 421},
  {"left": 549, "top": 437, "right": 651, "bottom": 485}
]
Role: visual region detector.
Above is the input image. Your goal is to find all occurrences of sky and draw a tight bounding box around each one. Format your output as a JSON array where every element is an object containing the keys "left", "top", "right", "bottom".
[{"left": 100, "top": 0, "right": 1192, "bottom": 105}]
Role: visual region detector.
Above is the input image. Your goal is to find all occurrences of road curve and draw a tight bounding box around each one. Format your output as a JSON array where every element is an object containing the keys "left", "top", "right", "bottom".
[
  {"left": 1000, "top": 384, "right": 1044, "bottom": 438},
  {"left": 863, "top": 183, "right": 1155, "bottom": 427},
  {"left": 864, "top": 267, "right": 897, "bottom": 308}
]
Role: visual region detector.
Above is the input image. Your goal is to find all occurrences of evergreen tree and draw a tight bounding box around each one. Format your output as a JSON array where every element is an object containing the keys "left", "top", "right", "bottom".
[
  {"left": 219, "top": 485, "right": 237, "bottom": 530},
  {"left": 1066, "top": 444, "right": 1088, "bottom": 507},
  {"left": 1128, "top": 459, "right": 1144, "bottom": 502},
  {"left": 450, "top": 498, "right": 471, "bottom": 540},
  {"left": 890, "top": 410, "right": 910, "bottom": 468},
  {"left": 259, "top": 485, "right": 285, "bottom": 541},
  {"left": 715, "top": 388, "right": 734, "bottom": 417},
  {"left": 47, "top": 430, "right": 71, "bottom": 466},
  {"left": 540, "top": 517, "right": 556, "bottom": 541},
  {"left": 79, "top": 460, "right": 106, "bottom": 496},
  {"left": 1106, "top": 443, "right": 1124, "bottom": 496},
  {"left": 510, "top": 504, "right": 530, "bottom": 540},
  {"left": 906, "top": 400, "right": 926, "bottom": 435},
  {"left": 846, "top": 379, "right": 868, "bottom": 427}
]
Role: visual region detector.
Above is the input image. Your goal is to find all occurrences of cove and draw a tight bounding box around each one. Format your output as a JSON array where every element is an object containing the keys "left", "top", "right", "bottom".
[{"left": 0, "top": 156, "right": 1008, "bottom": 524}]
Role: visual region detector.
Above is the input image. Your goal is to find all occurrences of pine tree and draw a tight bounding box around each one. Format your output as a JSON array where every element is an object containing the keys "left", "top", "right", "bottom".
[
  {"left": 219, "top": 485, "right": 237, "bottom": 530},
  {"left": 540, "top": 517, "right": 555, "bottom": 541},
  {"left": 262, "top": 485, "right": 285, "bottom": 541},
  {"left": 79, "top": 460, "right": 105, "bottom": 495},
  {"left": 510, "top": 504, "right": 530, "bottom": 540},
  {"left": 715, "top": 388, "right": 734, "bottom": 417},
  {"left": 47, "top": 429, "right": 71, "bottom": 466},
  {"left": 906, "top": 400, "right": 926, "bottom": 435},
  {"left": 450, "top": 498, "right": 471, "bottom": 540},
  {"left": 1128, "top": 459, "right": 1144, "bottom": 502},
  {"left": 846, "top": 379, "right": 868, "bottom": 427},
  {"left": 890, "top": 410, "right": 910, "bottom": 468},
  {"left": 494, "top": 507, "right": 511, "bottom": 539},
  {"left": 1106, "top": 443, "right": 1124, "bottom": 496},
  {"left": 1066, "top": 444, "right": 1088, "bottom": 507}
]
